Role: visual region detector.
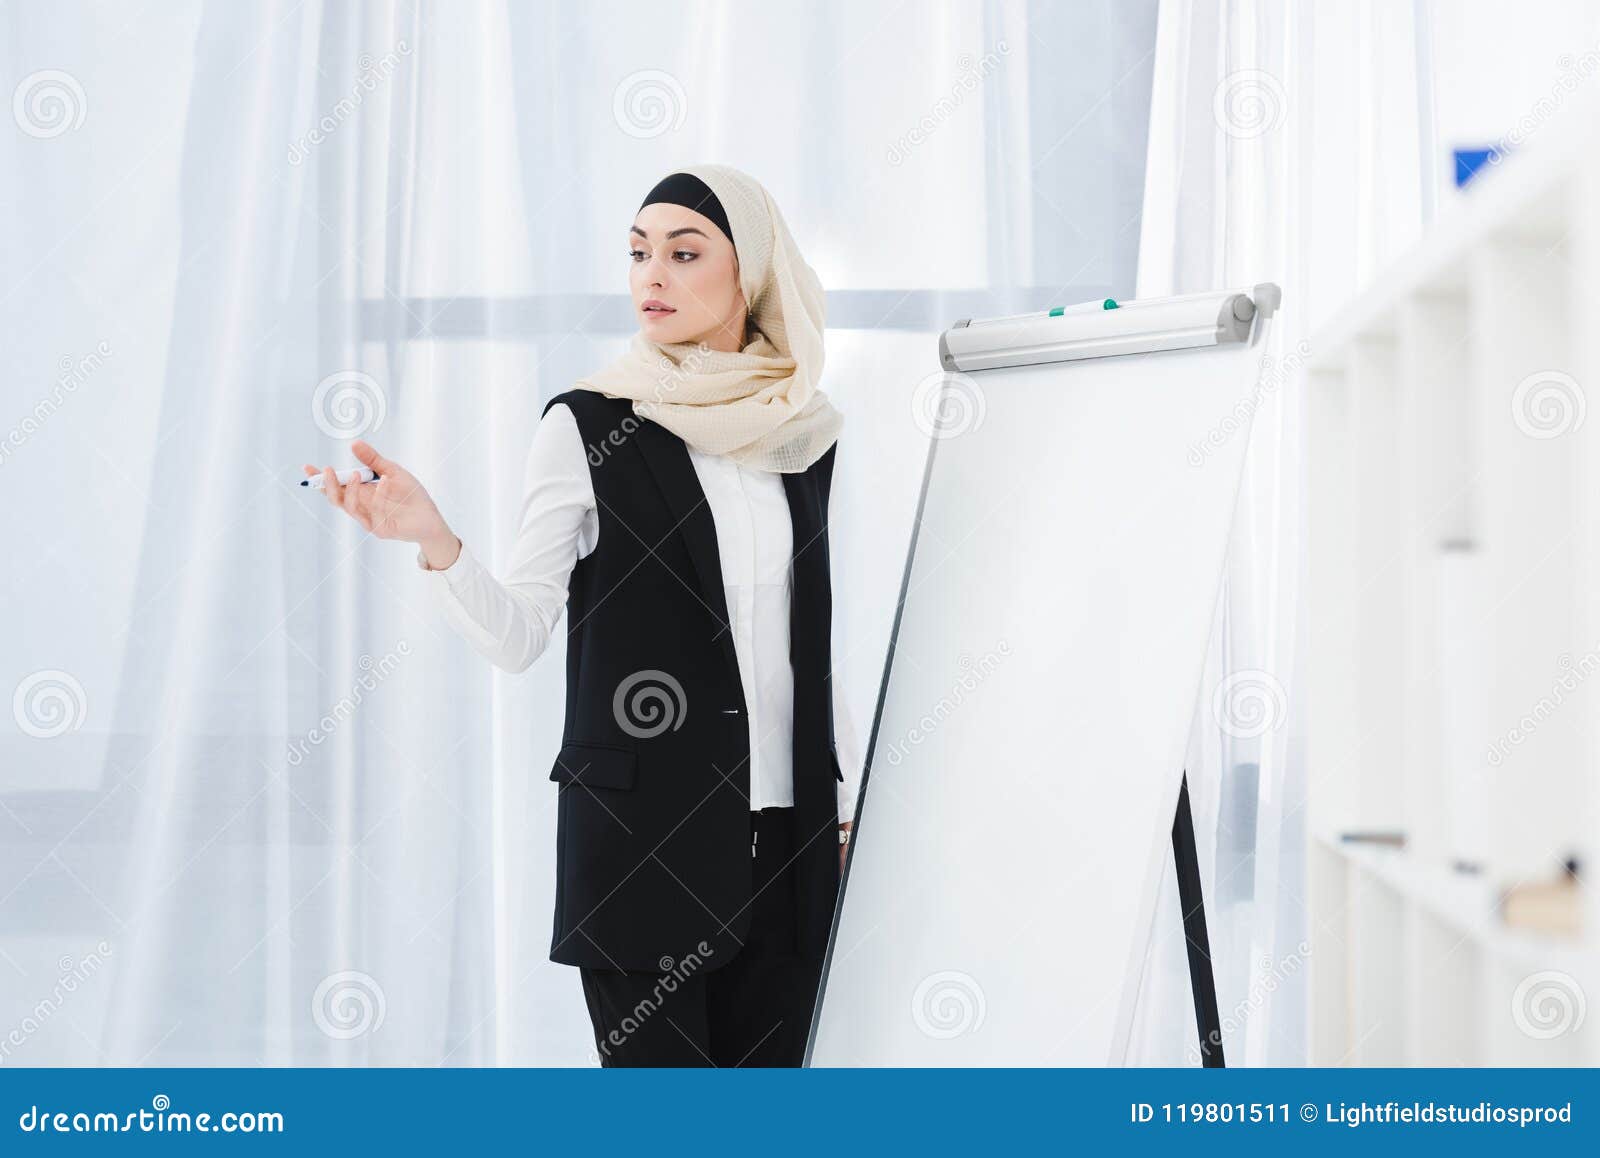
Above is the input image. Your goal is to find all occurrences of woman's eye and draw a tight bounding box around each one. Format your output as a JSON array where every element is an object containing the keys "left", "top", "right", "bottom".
[
  {"left": 672, "top": 250, "right": 697, "bottom": 262},
  {"left": 628, "top": 249, "right": 646, "bottom": 261}
]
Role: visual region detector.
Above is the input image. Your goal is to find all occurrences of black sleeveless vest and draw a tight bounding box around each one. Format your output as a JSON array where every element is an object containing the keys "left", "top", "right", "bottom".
[{"left": 542, "top": 389, "right": 842, "bottom": 973}]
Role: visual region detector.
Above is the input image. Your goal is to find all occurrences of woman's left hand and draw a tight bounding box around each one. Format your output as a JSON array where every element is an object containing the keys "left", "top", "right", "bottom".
[{"left": 838, "top": 821, "right": 853, "bottom": 873}]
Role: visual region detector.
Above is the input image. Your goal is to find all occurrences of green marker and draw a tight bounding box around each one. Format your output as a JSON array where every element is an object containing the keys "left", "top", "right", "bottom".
[
  {"left": 1048, "top": 298, "right": 1119, "bottom": 318},
  {"left": 962, "top": 297, "right": 1124, "bottom": 332}
]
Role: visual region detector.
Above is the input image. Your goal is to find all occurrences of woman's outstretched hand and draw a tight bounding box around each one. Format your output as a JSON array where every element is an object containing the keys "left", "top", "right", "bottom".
[{"left": 304, "top": 440, "right": 461, "bottom": 568}]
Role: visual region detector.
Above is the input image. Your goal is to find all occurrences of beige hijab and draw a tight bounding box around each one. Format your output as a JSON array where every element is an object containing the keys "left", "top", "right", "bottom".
[{"left": 573, "top": 163, "right": 843, "bottom": 473}]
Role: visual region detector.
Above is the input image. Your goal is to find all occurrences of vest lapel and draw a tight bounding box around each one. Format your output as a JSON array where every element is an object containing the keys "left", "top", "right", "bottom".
[
  {"left": 783, "top": 465, "right": 832, "bottom": 749},
  {"left": 781, "top": 467, "right": 822, "bottom": 664},
  {"left": 633, "top": 418, "right": 744, "bottom": 699}
]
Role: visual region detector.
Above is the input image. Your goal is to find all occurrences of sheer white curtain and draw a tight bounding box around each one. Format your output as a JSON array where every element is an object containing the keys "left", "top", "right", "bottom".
[
  {"left": 1125, "top": 0, "right": 1434, "bottom": 1067},
  {"left": 2, "top": 0, "right": 1158, "bottom": 1064},
  {"left": 1127, "top": 0, "right": 1451, "bottom": 1066},
  {"left": 1127, "top": 0, "right": 1600, "bottom": 1068}
]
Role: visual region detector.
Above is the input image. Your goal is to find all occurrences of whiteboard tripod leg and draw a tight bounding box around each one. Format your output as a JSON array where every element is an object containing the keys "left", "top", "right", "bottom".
[{"left": 1172, "top": 771, "right": 1226, "bottom": 1068}]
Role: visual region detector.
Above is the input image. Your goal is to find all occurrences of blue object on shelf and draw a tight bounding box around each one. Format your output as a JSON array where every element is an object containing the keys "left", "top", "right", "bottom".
[{"left": 1454, "top": 146, "right": 1504, "bottom": 188}]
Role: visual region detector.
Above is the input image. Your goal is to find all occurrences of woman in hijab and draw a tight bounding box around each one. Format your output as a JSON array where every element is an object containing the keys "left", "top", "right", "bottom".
[{"left": 307, "top": 164, "right": 859, "bottom": 1067}]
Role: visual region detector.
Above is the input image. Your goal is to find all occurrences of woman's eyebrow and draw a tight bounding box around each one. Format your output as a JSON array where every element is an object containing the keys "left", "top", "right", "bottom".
[{"left": 629, "top": 225, "right": 710, "bottom": 240}]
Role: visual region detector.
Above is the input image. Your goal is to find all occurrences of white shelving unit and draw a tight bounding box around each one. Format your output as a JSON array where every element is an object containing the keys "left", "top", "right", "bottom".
[{"left": 1307, "top": 86, "right": 1600, "bottom": 1066}]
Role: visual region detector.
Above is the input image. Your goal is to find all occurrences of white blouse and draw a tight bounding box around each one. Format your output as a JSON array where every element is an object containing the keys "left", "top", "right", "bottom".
[{"left": 422, "top": 402, "right": 862, "bottom": 821}]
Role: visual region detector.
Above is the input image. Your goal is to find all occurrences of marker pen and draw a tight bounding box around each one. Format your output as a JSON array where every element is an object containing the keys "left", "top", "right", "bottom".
[
  {"left": 300, "top": 466, "right": 381, "bottom": 491},
  {"left": 964, "top": 297, "right": 1119, "bottom": 328}
]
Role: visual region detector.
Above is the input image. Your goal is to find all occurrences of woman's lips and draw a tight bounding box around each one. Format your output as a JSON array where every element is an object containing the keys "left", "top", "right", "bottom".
[{"left": 641, "top": 300, "right": 676, "bottom": 315}]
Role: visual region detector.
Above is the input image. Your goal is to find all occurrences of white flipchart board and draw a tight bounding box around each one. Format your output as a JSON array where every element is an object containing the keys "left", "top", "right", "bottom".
[{"left": 808, "top": 286, "right": 1280, "bottom": 1066}]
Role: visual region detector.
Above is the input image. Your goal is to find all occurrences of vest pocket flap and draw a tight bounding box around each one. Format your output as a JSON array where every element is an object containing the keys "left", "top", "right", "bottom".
[{"left": 549, "top": 742, "right": 637, "bottom": 790}]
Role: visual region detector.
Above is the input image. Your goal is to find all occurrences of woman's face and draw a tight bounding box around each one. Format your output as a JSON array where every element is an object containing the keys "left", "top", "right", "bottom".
[{"left": 628, "top": 202, "right": 747, "bottom": 351}]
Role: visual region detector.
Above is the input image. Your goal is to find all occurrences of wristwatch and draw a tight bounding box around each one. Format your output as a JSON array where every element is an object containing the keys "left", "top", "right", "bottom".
[{"left": 838, "top": 827, "right": 851, "bottom": 846}]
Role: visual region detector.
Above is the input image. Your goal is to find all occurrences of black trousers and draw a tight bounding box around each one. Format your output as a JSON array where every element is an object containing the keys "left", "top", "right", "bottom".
[{"left": 578, "top": 805, "right": 826, "bottom": 1067}]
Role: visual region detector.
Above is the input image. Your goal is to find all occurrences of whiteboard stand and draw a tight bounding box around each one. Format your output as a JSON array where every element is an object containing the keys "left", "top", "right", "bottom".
[
  {"left": 808, "top": 284, "right": 1281, "bottom": 1067},
  {"left": 1173, "top": 770, "right": 1223, "bottom": 1067}
]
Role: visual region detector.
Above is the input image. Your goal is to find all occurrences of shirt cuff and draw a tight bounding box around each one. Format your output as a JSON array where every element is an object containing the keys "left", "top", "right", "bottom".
[
  {"left": 421, "top": 538, "right": 480, "bottom": 593},
  {"left": 836, "top": 778, "right": 858, "bottom": 825}
]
